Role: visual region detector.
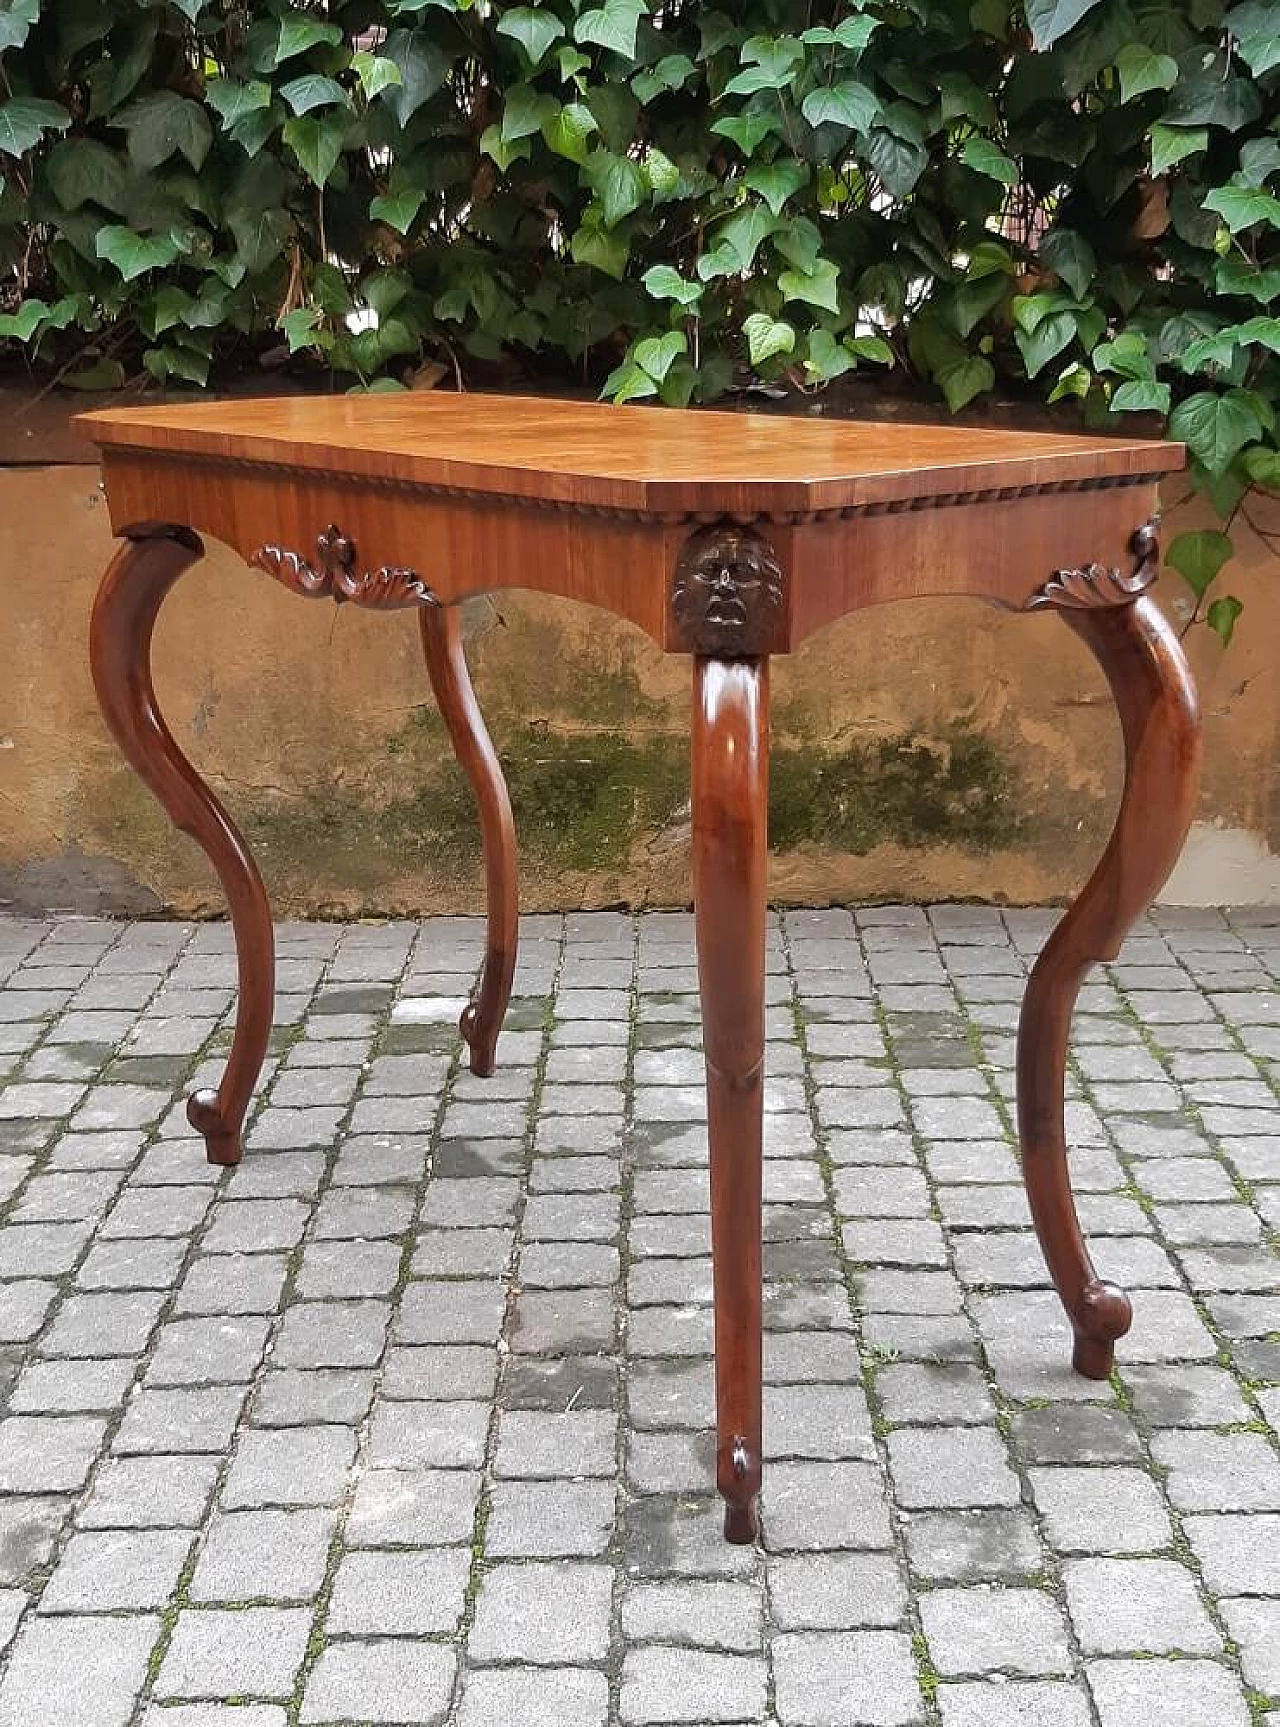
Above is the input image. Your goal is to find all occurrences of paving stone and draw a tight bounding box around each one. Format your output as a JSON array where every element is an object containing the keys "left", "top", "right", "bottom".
[
  {"left": 936, "top": 1682, "right": 1091, "bottom": 1727},
  {"left": 326, "top": 1545, "right": 470, "bottom": 1634},
  {"left": 1151, "top": 1428, "right": 1280, "bottom": 1511},
  {"left": 78, "top": 1454, "right": 221, "bottom": 1529},
  {"left": 1029, "top": 1467, "right": 1173, "bottom": 1554},
  {"left": 470, "top": 1559, "right": 614, "bottom": 1662},
  {"left": 189, "top": 1507, "right": 335, "bottom": 1602},
  {"left": 1086, "top": 1658, "right": 1250, "bottom": 1727},
  {"left": 251, "top": 1367, "right": 377, "bottom": 1427},
  {"left": 487, "top": 1479, "right": 616, "bottom": 1557},
  {"left": 113, "top": 1386, "right": 246, "bottom": 1454},
  {"left": 273, "top": 1299, "right": 390, "bottom": 1368},
  {"left": 772, "top": 1630, "right": 923, "bottom": 1726},
  {"left": 920, "top": 1585, "right": 1072, "bottom": 1676},
  {"left": 0, "top": 1415, "right": 107, "bottom": 1492},
  {"left": 157, "top": 1605, "right": 312, "bottom": 1701},
  {"left": 620, "top": 1647, "right": 767, "bottom": 1724},
  {"left": 762, "top": 1462, "right": 894, "bottom": 1552},
  {"left": 0, "top": 1613, "right": 159, "bottom": 1727},
  {"left": 145, "top": 1316, "right": 272, "bottom": 1385},
  {"left": 1063, "top": 1557, "right": 1220, "bottom": 1655},
  {"left": 368, "top": 1399, "right": 490, "bottom": 1469},
  {"left": 887, "top": 1427, "right": 1020, "bottom": 1509},
  {"left": 902, "top": 1509, "right": 1044, "bottom": 1583},
  {"left": 1219, "top": 1596, "right": 1280, "bottom": 1693},
  {"left": 461, "top": 1666, "right": 607, "bottom": 1727},
  {"left": 1183, "top": 1512, "right": 1280, "bottom": 1594},
  {"left": 300, "top": 1640, "right": 456, "bottom": 1724},
  {"left": 222, "top": 1425, "right": 356, "bottom": 1506},
  {"left": 495, "top": 1408, "right": 617, "bottom": 1478}
]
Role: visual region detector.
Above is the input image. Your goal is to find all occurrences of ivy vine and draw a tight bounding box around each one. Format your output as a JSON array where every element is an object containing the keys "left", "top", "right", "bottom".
[{"left": 0, "top": 0, "right": 1276, "bottom": 638}]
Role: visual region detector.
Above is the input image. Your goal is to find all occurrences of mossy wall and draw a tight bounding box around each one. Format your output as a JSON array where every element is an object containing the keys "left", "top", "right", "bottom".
[{"left": 1, "top": 458, "right": 1276, "bottom": 915}]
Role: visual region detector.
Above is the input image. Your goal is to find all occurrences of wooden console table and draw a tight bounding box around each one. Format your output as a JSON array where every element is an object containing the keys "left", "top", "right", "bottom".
[{"left": 81, "top": 395, "right": 1198, "bottom": 1543}]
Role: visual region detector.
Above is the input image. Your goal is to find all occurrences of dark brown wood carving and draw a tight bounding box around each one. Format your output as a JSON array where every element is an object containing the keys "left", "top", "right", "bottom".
[
  {"left": 250, "top": 523, "right": 438, "bottom": 609},
  {"left": 671, "top": 523, "right": 785, "bottom": 655},
  {"left": 1027, "top": 519, "right": 1160, "bottom": 611}
]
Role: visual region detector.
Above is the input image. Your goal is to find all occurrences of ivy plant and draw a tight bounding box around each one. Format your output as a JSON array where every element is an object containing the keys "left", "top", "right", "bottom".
[{"left": 0, "top": 0, "right": 1275, "bottom": 639}]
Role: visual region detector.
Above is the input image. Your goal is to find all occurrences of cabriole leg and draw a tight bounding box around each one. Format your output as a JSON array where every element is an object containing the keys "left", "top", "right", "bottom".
[
  {"left": 1018, "top": 589, "right": 1201, "bottom": 1377},
  {"left": 89, "top": 525, "right": 274, "bottom": 1165},
  {"left": 693, "top": 656, "right": 769, "bottom": 1542},
  {"left": 419, "top": 604, "right": 518, "bottom": 1076}
]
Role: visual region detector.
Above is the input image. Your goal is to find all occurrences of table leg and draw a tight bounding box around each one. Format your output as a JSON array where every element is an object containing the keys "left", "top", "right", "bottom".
[
  {"left": 419, "top": 605, "right": 518, "bottom": 1076},
  {"left": 89, "top": 525, "right": 274, "bottom": 1166},
  {"left": 692, "top": 656, "right": 768, "bottom": 1542},
  {"left": 1018, "top": 593, "right": 1201, "bottom": 1376}
]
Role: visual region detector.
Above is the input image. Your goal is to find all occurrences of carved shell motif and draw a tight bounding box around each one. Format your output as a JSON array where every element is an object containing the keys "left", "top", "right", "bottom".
[
  {"left": 1027, "top": 519, "right": 1160, "bottom": 611},
  {"left": 250, "top": 525, "right": 438, "bottom": 610}
]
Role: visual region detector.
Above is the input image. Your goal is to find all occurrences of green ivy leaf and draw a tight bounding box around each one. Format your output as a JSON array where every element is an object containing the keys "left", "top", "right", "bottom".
[
  {"left": 1025, "top": 0, "right": 1106, "bottom": 49},
  {"left": 632, "top": 53, "right": 696, "bottom": 101},
  {"left": 370, "top": 189, "right": 426, "bottom": 233},
  {"left": 497, "top": 7, "right": 564, "bottom": 64},
  {"left": 1015, "top": 311, "right": 1077, "bottom": 376},
  {"left": 936, "top": 354, "right": 995, "bottom": 411},
  {"left": 95, "top": 224, "right": 181, "bottom": 280},
  {"left": 351, "top": 52, "right": 403, "bottom": 99},
  {"left": 804, "top": 329, "right": 856, "bottom": 380},
  {"left": 1114, "top": 43, "right": 1178, "bottom": 101},
  {"left": 502, "top": 83, "right": 557, "bottom": 142},
  {"left": 1242, "top": 446, "right": 1280, "bottom": 488},
  {"left": 706, "top": 203, "right": 778, "bottom": 274},
  {"left": 542, "top": 101, "right": 598, "bottom": 163},
  {"left": 0, "top": 298, "right": 49, "bottom": 341},
  {"left": 800, "top": 81, "right": 880, "bottom": 135},
  {"left": 743, "top": 161, "right": 809, "bottom": 216},
  {"left": 802, "top": 18, "right": 878, "bottom": 51},
  {"left": 381, "top": 28, "right": 448, "bottom": 124},
  {"left": 570, "top": 213, "right": 629, "bottom": 278},
  {"left": 641, "top": 264, "right": 703, "bottom": 308},
  {"left": 479, "top": 123, "right": 532, "bottom": 171},
  {"left": 711, "top": 112, "right": 776, "bottom": 156},
  {"left": 601, "top": 357, "right": 658, "bottom": 402},
  {"left": 0, "top": 97, "right": 70, "bottom": 158},
  {"left": 1170, "top": 391, "right": 1263, "bottom": 474},
  {"left": 1110, "top": 379, "right": 1171, "bottom": 412},
  {"left": 778, "top": 257, "right": 841, "bottom": 313},
  {"left": 1202, "top": 183, "right": 1280, "bottom": 234},
  {"left": 633, "top": 330, "right": 686, "bottom": 382},
  {"left": 206, "top": 79, "right": 273, "bottom": 129},
  {"left": 850, "top": 334, "right": 893, "bottom": 364},
  {"left": 1206, "top": 595, "right": 1244, "bottom": 646},
  {"left": 743, "top": 311, "right": 796, "bottom": 366},
  {"left": 961, "top": 137, "right": 1018, "bottom": 184},
  {"left": 1039, "top": 229, "right": 1096, "bottom": 299},
  {"left": 1092, "top": 330, "right": 1156, "bottom": 378},
  {"left": 1165, "top": 528, "right": 1232, "bottom": 596},
  {"left": 575, "top": 0, "right": 646, "bottom": 58},
  {"left": 583, "top": 149, "right": 646, "bottom": 226},
  {"left": 1149, "top": 123, "right": 1207, "bottom": 177},
  {"left": 725, "top": 36, "right": 805, "bottom": 95},
  {"left": 116, "top": 92, "right": 212, "bottom": 171},
  {"left": 276, "top": 12, "right": 343, "bottom": 61},
  {"left": 283, "top": 112, "right": 348, "bottom": 187},
  {"left": 865, "top": 126, "right": 927, "bottom": 198},
  {"left": 46, "top": 139, "right": 127, "bottom": 212},
  {"left": 279, "top": 75, "right": 349, "bottom": 116},
  {"left": 0, "top": 0, "right": 39, "bottom": 54}
]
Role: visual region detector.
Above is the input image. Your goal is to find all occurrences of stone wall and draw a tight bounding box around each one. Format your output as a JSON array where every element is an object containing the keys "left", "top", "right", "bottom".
[{"left": 1, "top": 403, "right": 1276, "bottom": 915}]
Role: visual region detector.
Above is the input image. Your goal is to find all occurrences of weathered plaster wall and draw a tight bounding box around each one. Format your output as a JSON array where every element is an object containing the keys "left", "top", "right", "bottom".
[{"left": 0, "top": 458, "right": 1276, "bottom": 915}]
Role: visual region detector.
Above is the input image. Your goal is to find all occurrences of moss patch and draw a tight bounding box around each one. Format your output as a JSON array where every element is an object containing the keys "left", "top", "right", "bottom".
[{"left": 770, "top": 725, "right": 1024, "bottom": 855}]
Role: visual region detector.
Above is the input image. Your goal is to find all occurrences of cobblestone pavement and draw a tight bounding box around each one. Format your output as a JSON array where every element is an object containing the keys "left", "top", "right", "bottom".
[{"left": 0, "top": 905, "right": 1275, "bottom": 1727}]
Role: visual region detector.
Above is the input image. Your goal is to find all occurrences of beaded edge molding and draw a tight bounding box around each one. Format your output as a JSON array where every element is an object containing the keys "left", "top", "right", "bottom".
[{"left": 106, "top": 445, "right": 1168, "bottom": 527}]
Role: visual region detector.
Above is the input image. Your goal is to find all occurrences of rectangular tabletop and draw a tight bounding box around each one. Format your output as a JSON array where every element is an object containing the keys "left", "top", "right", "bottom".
[{"left": 79, "top": 393, "right": 1183, "bottom": 519}]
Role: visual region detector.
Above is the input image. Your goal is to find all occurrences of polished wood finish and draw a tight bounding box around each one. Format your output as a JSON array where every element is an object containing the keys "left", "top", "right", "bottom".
[
  {"left": 82, "top": 395, "right": 1184, "bottom": 651},
  {"left": 693, "top": 657, "right": 769, "bottom": 1543},
  {"left": 88, "top": 525, "right": 274, "bottom": 1165},
  {"left": 81, "top": 394, "right": 1198, "bottom": 1541},
  {"left": 1018, "top": 560, "right": 1202, "bottom": 1378},
  {"left": 420, "top": 605, "right": 518, "bottom": 1076}
]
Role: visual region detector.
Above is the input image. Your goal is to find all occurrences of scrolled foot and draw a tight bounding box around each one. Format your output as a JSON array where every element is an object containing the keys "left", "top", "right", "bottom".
[
  {"left": 459, "top": 1001, "right": 497, "bottom": 1078},
  {"left": 187, "top": 1089, "right": 245, "bottom": 1166},
  {"left": 1071, "top": 1279, "right": 1133, "bottom": 1379}
]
